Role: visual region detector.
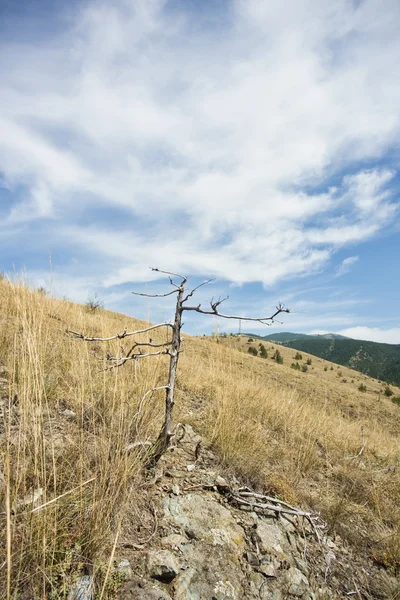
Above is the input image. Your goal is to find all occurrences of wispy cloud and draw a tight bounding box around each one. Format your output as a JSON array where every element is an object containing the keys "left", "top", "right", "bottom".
[
  {"left": 336, "top": 255, "right": 359, "bottom": 277},
  {"left": 0, "top": 0, "right": 399, "bottom": 341},
  {"left": 1, "top": 0, "right": 399, "bottom": 290}
]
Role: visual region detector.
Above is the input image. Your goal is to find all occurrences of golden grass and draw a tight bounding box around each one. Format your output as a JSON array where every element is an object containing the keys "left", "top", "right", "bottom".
[{"left": 1, "top": 279, "right": 400, "bottom": 597}]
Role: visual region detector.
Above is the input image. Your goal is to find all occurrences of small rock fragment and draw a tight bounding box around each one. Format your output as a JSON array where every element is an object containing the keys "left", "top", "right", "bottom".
[
  {"left": 148, "top": 550, "right": 180, "bottom": 583},
  {"left": 117, "top": 559, "right": 132, "bottom": 580},
  {"left": 285, "top": 566, "right": 309, "bottom": 597},
  {"left": 187, "top": 464, "right": 195, "bottom": 472},
  {"left": 67, "top": 575, "right": 93, "bottom": 600},
  {"left": 160, "top": 534, "right": 188, "bottom": 548},
  {"left": 258, "top": 562, "right": 277, "bottom": 578},
  {"left": 213, "top": 579, "right": 237, "bottom": 600},
  {"left": 63, "top": 409, "right": 76, "bottom": 418}
]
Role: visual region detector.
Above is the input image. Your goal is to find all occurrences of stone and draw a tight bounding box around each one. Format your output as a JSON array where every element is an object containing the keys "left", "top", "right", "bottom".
[
  {"left": 117, "top": 559, "right": 132, "bottom": 580},
  {"left": 258, "top": 562, "right": 277, "bottom": 577},
  {"left": 213, "top": 579, "right": 237, "bottom": 599},
  {"left": 171, "top": 484, "right": 180, "bottom": 495},
  {"left": 187, "top": 464, "right": 196, "bottom": 471},
  {"left": 148, "top": 549, "right": 180, "bottom": 583},
  {"left": 63, "top": 409, "right": 76, "bottom": 418},
  {"left": 246, "top": 551, "right": 260, "bottom": 566},
  {"left": 67, "top": 575, "right": 93, "bottom": 600},
  {"left": 160, "top": 533, "right": 188, "bottom": 548},
  {"left": 163, "top": 494, "right": 245, "bottom": 550},
  {"left": 256, "top": 521, "right": 286, "bottom": 556},
  {"left": 119, "top": 577, "right": 172, "bottom": 600},
  {"left": 215, "top": 475, "right": 230, "bottom": 491},
  {"left": 285, "top": 566, "right": 309, "bottom": 597}
]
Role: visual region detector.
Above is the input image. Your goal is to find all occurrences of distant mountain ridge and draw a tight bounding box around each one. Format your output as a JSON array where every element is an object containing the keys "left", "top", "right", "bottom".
[{"left": 244, "top": 331, "right": 400, "bottom": 385}]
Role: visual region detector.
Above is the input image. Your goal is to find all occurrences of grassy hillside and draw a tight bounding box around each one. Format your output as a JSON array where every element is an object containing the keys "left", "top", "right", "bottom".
[
  {"left": 1, "top": 279, "right": 400, "bottom": 598},
  {"left": 246, "top": 331, "right": 400, "bottom": 385}
]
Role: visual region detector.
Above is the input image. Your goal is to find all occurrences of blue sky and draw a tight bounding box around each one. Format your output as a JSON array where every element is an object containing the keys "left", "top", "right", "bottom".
[{"left": 1, "top": 0, "right": 400, "bottom": 342}]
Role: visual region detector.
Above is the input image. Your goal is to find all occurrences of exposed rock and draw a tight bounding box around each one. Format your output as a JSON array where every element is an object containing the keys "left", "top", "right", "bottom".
[
  {"left": 67, "top": 575, "right": 93, "bottom": 600},
  {"left": 213, "top": 579, "right": 238, "bottom": 599},
  {"left": 258, "top": 561, "right": 278, "bottom": 578},
  {"left": 62, "top": 409, "right": 76, "bottom": 418},
  {"left": 160, "top": 533, "right": 188, "bottom": 549},
  {"left": 119, "top": 576, "right": 172, "bottom": 600},
  {"left": 148, "top": 549, "right": 180, "bottom": 583},
  {"left": 256, "top": 521, "right": 287, "bottom": 558},
  {"left": 285, "top": 566, "right": 309, "bottom": 597},
  {"left": 117, "top": 559, "right": 132, "bottom": 580}
]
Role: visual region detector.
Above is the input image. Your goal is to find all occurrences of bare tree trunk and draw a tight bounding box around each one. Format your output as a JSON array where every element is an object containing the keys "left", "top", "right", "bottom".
[
  {"left": 68, "top": 267, "right": 289, "bottom": 468},
  {"left": 149, "top": 285, "right": 183, "bottom": 466}
]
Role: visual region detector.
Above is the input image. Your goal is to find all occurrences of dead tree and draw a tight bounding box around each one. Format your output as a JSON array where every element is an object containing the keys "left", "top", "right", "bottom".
[{"left": 68, "top": 268, "right": 289, "bottom": 466}]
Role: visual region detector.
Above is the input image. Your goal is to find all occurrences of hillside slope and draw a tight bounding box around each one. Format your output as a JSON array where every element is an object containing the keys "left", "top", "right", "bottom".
[
  {"left": 0, "top": 279, "right": 400, "bottom": 598},
  {"left": 246, "top": 331, "right": 400, "bottom": 385}
]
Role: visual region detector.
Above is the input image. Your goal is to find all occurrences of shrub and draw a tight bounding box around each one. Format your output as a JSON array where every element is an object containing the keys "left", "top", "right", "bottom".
[
  {"left": 358, "top": 383, "right": 367, "bottom": 392},
  {"left": 306, "top": 358, "right": 312, "bottom": 365},
  {"left": 259, "top": 344, "right": 268, "bottom": 359},
  {"left": 324, "top": 366, "right": 327, "bottom": 371},
  {"left": 85, "top": 293, "right": 104, "bottom": 313},
  {"left": 272, "top": 349, "right": 283, "bottom": 364},
  {"left": 301, "top": 364, "right": 308, "bottom": 373},
  {"left": 294, "top": 352, "right": 302, "bottom": 360},
  {"left": 384, "top": 385, "right": 394, "bottom": 397},
  {"left": 247, "top": 338, "right": 254, "bottom": 343},
  {"left": 337, "top": 370, "right": 343, "bottom": 377},
  {"left": 330, "top": 366, "right": 334, "bottom": 370},
  {"left": 291, "top": 362, "right": 300, "bottom": 370},
  {"left": 392, "top": 396, "right": 400, "bottom": 406},
  {"left": 248, "top": 346, "right": 258, "bottom": 356}
]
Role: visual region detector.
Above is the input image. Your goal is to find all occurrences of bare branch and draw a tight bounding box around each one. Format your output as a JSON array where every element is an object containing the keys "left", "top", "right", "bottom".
[
  {"left": 210, "top": 295, "right": 229, "bottom": 312},
  {"left": 68, "top": 322, "right": 173, "bottom": 342},
  {"left": 182, "top": 303, "right": 290, "bottom": 324},
  {"left": 150, "top": 267, "right": 187, "bottom": 285},
  {"left": 132, "top": 289, "right": 179, "bottom": 298},
  {"left": 106, "top": 349, "right": 169, "bottom": 363},
  {"left": 182, "top": 278, "right": 215, "bottom": 303}
]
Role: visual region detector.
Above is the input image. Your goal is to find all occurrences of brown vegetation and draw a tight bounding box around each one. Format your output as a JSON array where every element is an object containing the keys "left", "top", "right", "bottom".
[{"left": 0, "top": 279, "right": 399, "bottom": 598}]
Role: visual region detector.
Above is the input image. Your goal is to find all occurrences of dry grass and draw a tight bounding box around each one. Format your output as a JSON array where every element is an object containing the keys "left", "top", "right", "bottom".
[
  {"left": 0, "top": 279, "right": 167, "bottom": 599},
  {"left": 1, "top": 279, "right": 400, "bottom": 598},
  {"left": 179, "top": 334, "right": 400, "bottom": 574}
]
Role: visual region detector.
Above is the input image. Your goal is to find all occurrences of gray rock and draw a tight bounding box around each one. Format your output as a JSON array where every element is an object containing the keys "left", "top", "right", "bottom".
[
  {"left": 67, "top": 575, "right": 93, "bottom": 600},
  {"left": 160, "top": 533, "right": 188, "bottom": 548},
  {"left": 213, "top": 579, "right": 238, "bottom": 599},
  {"left": 285, "top": 566, "right": 309, "bottom": 597},
  {"left": 171, "top": 484, "right": 180, "bottom": 495},
  {"left": 246, "top": 551, "right": 260, "bottom": 566},
  {"left": 148, "top": 549, "right": 180, "bottom": 583},
  {"left": 256, "top": 521, "right": 286, "bottom": 557},
  {"left": 258, "top": 562, "right": 277, "bottom": 577},
  {"left": 163, "top": 494, "right": 245, "bottom": 550},
  {"left": 63, "top": 409, "right": 76, "bottom": 418},
  {"left": 119, "top": 577, "right": 172, "bottom": 600},
  {"left": 117, "top": 559, "right": 132, "bottom": 580}
]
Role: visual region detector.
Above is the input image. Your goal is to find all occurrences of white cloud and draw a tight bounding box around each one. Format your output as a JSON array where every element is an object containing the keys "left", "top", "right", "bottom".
[
  {"left": 336, "top": 255, "right": 359, "bottom": 277},
  {"left": 337, "top": 327, "right": 400, "bottom": 344},
  {"left": 0, "top": 0, "right": 399, "bottom": 287}
]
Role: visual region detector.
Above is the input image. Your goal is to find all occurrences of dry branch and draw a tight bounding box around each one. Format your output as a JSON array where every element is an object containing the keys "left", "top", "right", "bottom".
[
  {"left": 70, "top": 268, "right": 290, "bottom": 466},
  {"left": 67, "top": 322, "right": 173, "bottom": 342}
]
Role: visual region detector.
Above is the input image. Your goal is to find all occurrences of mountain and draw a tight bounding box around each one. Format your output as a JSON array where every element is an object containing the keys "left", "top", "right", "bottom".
[{"left": 244, "top": 331, "right": 400, "bottom": 385}]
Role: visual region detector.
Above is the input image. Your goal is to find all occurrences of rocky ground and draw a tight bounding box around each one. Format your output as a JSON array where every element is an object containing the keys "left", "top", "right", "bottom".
[{"left": 115, "top": 425, "right": 396, "bottom": 600}]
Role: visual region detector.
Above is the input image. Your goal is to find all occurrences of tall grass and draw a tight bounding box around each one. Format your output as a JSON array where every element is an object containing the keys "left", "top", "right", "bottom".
[
  {"left": 0, "top": 280, "right": 166, "bottom": 598},
  {"left": 1, "top": 279, "right": 399, "bottom": 598}
]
